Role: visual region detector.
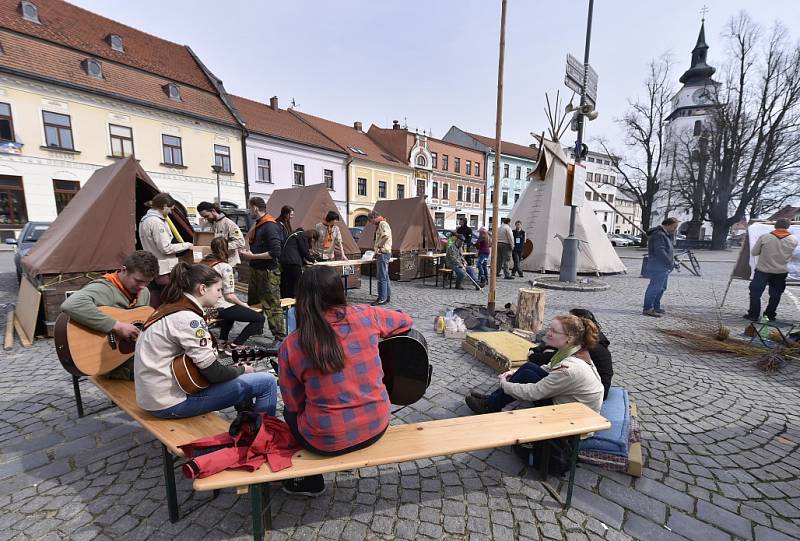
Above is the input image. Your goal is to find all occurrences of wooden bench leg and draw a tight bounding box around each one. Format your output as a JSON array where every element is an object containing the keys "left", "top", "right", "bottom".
[
  {"left": 250, "top": 483, "right": 273, "bottom": 541},
  {"left": 72, "top": 375, "right": 85, "bottom": 418},
  {"left": 539, "top": 441, "right": 551, "bottom": 479},
  {"left": 565, "top": 435, "right": 580, "bottom": 509},
  {"left": 162, "top": 444, "right": 180, "bottom": 523}
]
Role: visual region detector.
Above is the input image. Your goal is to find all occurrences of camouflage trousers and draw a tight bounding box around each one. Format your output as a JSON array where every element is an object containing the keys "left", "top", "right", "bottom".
[{"left": 248, "top": 267, "right": 286, "bottom": 341}]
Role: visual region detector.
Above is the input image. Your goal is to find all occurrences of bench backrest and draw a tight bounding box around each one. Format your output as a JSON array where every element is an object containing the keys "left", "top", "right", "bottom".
[{"left": 194, "top": 402, "right": 609, "bottom": 491}]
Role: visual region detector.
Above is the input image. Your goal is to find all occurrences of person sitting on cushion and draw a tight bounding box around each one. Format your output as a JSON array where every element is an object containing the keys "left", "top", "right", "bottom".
[{"left": 465, "top": 312, "right": 604, "bottom": 414}]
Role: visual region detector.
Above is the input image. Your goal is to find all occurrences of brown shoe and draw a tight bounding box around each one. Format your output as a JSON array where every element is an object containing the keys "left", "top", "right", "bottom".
[{"left": 465, "top": 395, "right": 493, "bottom": 414}]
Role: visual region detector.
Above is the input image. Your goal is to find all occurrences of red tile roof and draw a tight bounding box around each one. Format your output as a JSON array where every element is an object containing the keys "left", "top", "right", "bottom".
[
  {"left": 293, "top": 111, "right": 410, "bottom": 169},
  {"left": 0, "top": 0, "right": 215, "bottom": 91},
  {"left": 230, "top": 96, "right": 343, "bottom": 153},
  {"left": 0, "top": 30, "right": 238, "bottom": 125},
  {"left": 466, "top": 132, "right": 539, "bottom": 161}
]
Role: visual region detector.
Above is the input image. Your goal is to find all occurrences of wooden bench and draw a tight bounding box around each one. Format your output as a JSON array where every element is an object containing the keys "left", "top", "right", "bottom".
[
  {"left": 436, "top": 268, "right": 454, "bottom": 288},
  {"left": 194, "top": 403, "right": 610, "bottom": 541},
  {"left": 206, "top": 299, "right": 295, "bottom": 327},
  {"left": 89, "top": 377, "right": 231, "bottom": 523}
]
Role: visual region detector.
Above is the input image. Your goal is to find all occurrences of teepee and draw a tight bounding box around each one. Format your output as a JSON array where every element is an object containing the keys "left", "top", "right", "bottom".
[{"left": 508, "top": 139, "right": 626, "bottom": 274}]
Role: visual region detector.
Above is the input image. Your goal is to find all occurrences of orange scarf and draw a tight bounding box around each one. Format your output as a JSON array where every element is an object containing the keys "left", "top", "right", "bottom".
[
  {"left": 103, "top": 272, "right": 138, "bottom": 308},
  {"left": 247, "top": 213, "right": 276, "bottom": 244},
  {"left": 772, "top": 229, "right": 792, "bottom": 239},
  {"left": 323, "top": 224, "right": 334, "bottom": 250}
]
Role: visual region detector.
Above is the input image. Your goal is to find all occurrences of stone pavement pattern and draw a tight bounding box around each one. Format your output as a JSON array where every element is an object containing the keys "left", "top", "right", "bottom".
[{"left": 1, "top": 251, "right": 799, "bottom": 540}]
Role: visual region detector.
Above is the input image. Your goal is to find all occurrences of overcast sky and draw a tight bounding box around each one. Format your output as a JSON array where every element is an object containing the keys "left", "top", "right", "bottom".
[{"left": 73, "top": 0, "right": 799, "bottom": 154}]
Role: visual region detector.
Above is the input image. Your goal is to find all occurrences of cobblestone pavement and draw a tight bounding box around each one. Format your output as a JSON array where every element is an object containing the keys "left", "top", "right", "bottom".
[{"left": 1, "top": 251, "right": 799, "bottom": 541}]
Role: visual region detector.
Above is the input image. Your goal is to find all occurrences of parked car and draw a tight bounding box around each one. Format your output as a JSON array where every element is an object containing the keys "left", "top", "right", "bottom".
[
  {"left": 349, "top": 226, "right": 364, "bottom": 241},
  {"left": 618, "top": 233, "right": 643, "bottom": 245},
  {"left": 6, "top": 221, "right": 51, "bottom": 282},
  {"left": 607, "top": 234, "right": 633, "bottom": 247},
  {"left": 224, "top": 209, "right": 252, "bottom": 235}
]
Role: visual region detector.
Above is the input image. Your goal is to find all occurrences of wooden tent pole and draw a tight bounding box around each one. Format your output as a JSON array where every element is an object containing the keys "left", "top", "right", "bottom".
[
  {"left": 488, "top": 0, "right": 508, "bottom": 313},
  {"left": 719, "top": 276, "right": 734, "bottom": 308}
]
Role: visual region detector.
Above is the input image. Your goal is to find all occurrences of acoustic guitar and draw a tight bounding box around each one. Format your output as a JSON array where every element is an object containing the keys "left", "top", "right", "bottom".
[
  {"left": 55, "top": 306, "right": 155, "bottom": 377},
  {"left": 172, "top": 329, "right": 432, "bottom": 406}
]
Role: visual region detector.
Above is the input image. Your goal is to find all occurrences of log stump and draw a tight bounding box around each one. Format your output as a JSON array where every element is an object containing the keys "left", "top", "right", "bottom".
[{"left": 516, "top": 288, "right": 545, "bottom": 333}]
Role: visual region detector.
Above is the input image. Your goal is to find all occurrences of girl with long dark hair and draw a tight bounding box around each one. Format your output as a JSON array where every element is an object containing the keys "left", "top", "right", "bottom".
[
  {"left": 277, "top": 265, "right": 413, "bottom": 496},
  {"left": 276, "top": 205, "right": 294, "bottom": 237},
  {"left": 134, "top": 262, "right": 277, "bottom": 418},
  {"left": 204, "top": 237, "right": 265, "bottom": 353}
]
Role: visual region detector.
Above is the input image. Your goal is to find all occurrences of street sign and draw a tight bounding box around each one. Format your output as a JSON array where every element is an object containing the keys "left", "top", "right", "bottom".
[{"left": 565, "top": 53, "right": 598, "bottom": 105}]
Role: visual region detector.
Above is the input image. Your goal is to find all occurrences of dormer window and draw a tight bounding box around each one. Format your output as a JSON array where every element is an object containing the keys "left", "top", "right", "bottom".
[
  {"left": 163, "top": 83, "right": 181, "bottom": 102},
  {"left": 416, "top": 155, "right": 427, "bottom": 167},
  {"left": 107, "top": 34, "right": 124, "bottom": 52},
  {"left": 20, "top": 1, "right": 40, "bottom": 23},
  {"left": 82, "top": 59, "right": 103, "bottom": 79}
]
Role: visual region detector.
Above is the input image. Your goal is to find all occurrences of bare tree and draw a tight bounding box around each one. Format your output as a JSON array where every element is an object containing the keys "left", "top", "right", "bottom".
[
  {"left": 596, "top": 56, "right": 673, "bottom": 234},
  {"left": 675, "top": 13, "right": 800, "bottom": 248}
]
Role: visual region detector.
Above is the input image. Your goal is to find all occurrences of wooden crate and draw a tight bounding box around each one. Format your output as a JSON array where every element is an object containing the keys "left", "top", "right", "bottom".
[
  {"left": 389, "top": 250, "right": 421, "bottom": 282},
  {"left": 35, "top": 272, "right": 103, "bottom": 337}
]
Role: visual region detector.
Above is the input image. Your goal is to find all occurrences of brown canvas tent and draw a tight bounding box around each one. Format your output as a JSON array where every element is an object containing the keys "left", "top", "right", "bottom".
[
  {"left": 264, "top": 184, "right": 359, "bottom": 255},
  {"left": 21, "top": 157, "right": 194, "bottom": 334},
  {"left": 358, "top": 196, "right": 439, "bottom": 281}
]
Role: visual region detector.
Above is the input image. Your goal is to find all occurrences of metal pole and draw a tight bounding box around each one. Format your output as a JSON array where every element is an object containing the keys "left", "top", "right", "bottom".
[
  {"left": 559, "top": 0, "right": 594, "bottom": 282},
  {"left": 488, "top": 0, "right": 508, "bottom": 313}
]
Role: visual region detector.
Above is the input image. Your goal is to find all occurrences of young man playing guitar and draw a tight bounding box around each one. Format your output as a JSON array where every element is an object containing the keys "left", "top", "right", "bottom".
[{"left": 60, "top": 251, "right": 159, "bottom": 378}]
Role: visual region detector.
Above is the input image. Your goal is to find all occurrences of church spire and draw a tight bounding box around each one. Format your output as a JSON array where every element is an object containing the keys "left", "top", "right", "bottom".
[{"left": 679, "top": 20, "right": 716, "bottom": 85}]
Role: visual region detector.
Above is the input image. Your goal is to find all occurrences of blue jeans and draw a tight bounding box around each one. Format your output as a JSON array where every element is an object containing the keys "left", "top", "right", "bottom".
[
  {"left": 477, "top": 254, "right": 489, "bottom": 283},
  {"left": 487, "top": 362, "right": 549, "bottom": 411},
  {"left": 376, "top": 252, "right": 391, "bottom": 301},
  {"left": 151, "top": 372, "right": 278, "bottom": 419},
  {"left": 454, "top": 266, "right": 478, "bottom": 288},
  {"left": 643, "top": 269, "right": 670, "bottom": 311}
]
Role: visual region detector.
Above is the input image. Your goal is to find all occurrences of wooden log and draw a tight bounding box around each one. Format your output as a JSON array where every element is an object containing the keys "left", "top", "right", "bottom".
[
  {"left": 516, "top": 288, "right": 545, "bottom": 333},
  {"left": 4, "top": 311, "right": 14, "bottom": 350}
]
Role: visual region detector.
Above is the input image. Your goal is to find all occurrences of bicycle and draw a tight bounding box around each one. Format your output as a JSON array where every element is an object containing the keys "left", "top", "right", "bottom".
[{"left": 673, "top": 248, "right": 701, "bottom": 277}]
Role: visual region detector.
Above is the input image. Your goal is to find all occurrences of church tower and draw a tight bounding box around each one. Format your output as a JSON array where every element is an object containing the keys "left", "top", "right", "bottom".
[{"left": 665, "top": 20, "right": 719, "bottom": 142}]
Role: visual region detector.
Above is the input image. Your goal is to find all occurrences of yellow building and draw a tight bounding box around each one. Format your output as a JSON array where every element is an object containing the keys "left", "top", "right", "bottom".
[
  {"left": 292, "top": 113, "right": 411, "bottom": 226},
  {"left": 0, "top": 0, "right": 244, "bottom": 240}
]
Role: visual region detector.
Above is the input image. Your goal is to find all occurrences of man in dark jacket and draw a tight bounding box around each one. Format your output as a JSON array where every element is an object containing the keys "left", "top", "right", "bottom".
[
  {"left": 456, "top": 218, "right": 473, "bottom": 251},
  {"left": 239, "top": 197, "right": 287, "bottom": 343},
  {"left": 511, "top": 220, "right": 526, "bottom": 277},
  {"left": 643, "top": 217, "right": 679, "bottom": 317}
]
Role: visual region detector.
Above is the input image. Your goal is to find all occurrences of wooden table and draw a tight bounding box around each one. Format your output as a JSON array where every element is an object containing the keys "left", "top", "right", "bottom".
[
  {"left": 418, "top": 252, "right": 478, "bottom": 286},
  {"left": 314, "top": 258, "right": 396, "bottom": 296}
]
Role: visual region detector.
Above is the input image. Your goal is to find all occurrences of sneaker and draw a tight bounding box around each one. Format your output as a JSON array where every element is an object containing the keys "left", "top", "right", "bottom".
[
  {"left": 465, "top": 395, "right": 493, "bottom": 414},
  {"left": 642, "top": 309, "right": 662, "bottom": 318},
  {"left": 654, "top": 308, "right": 666, "bottom": 314},
  {"left": 765, "top": 314, "right": 777, "bottom": 322},
  {"left": 470, "top": 389, "right": 492, "bottom": 400},
  {"left": 282, "top": 475, "right": 325, "bottom": 497},
  {"left": 455, "top": 285, "right": 465, "bottom": 290},
  {"left": 371, "top": 299, "right": 389, "bottom": 306},
  {"left": 504, "top": 276, "right": 514, "bottom": 280},
  {"left": 742, "top": 313, "right": 759, "bottom": 322}
]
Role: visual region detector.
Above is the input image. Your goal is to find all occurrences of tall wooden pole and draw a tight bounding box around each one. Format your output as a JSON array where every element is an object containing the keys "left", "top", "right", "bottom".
[{"left": 487, "top": 0, "right": 508, "bottom": 313}]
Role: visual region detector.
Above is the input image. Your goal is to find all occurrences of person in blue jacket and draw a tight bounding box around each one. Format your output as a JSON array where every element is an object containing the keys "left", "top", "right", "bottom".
[{"left": 642, "top": 217, "right": 680, "bottom": 317}]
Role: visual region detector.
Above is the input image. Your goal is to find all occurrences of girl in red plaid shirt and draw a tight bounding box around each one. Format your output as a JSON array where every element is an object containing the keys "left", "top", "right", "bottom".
[{"left": 278, "top": 266, "right": 413, "bottom": 496}]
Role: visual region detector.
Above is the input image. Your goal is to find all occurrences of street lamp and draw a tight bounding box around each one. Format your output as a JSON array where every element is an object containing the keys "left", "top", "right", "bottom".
[{"left": 211, "top": 164, "right": 222, "bottom": 204}]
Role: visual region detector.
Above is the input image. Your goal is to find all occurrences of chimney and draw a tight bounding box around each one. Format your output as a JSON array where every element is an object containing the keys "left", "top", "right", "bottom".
[
  {"left": 269, "top": 96, "right": 278, "bottom": 110},
  {"left": 353, "top": 121, "right": 362, "bottom": 132},
  {"left": 392, "top": 120, "right": 400, "bottom": 130}
]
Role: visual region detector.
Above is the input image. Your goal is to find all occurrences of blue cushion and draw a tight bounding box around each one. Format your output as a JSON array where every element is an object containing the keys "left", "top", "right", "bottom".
[{"left": 579, "top": 387, "right": 630, "bottom": 457}]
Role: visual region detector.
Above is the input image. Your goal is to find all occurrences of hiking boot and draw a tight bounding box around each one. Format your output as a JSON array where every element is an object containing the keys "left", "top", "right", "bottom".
[
  {"left": 642, "top": 309, "right": 662, "bottom": 318},
  {"left": 742, "top": 313, "right": 759, "bottom": 322},
  {"left": 465, "top": 395, "right": 493, "bottom": 414},
  {"left": 456, "top": 285, "right": 465, "bottom": 290},
  {"left": 282, "top": 475, "right": 325, "bottom": 497},
  {"left": 470, "top": 389, "right": 492, "bottom": 400},
  {"left": 654, "top": 308, "right": 666, "bottom": 314}
]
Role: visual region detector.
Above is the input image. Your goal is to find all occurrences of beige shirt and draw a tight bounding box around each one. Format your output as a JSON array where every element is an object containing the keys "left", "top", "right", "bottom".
[
  {"left": 373, "top": 219, "right": 392, "bottom": 254},
  {"left": 315, "top": 222, "right": 345, "bottom": 260},
  {"left": 752, "top": 231, "right": 798, "bottom": 274},
  {"left": 212, "top": 215, "right": 246, "bottom": 266},
  {"left": 134, "top": 294, "right": 217, "bottom": 411},
  {"left": 212, "top": 261, "right": 235, "bottom": 309},
  {"left": 138, "top": 209, "right": 192, "bottom": 276},
  {"left": 498, "top": 223, "right": 514, "bottom": 246}
]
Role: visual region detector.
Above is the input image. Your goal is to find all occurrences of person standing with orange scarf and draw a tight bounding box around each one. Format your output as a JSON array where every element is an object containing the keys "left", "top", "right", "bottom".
[
  {"left": 745, "top": 218, "right": 798, "bottom": 322},
  {"left": 239, "top": 197, "right": 287, "bottom": 345},
  {"left": 314, "top": 211, "right": 347, "bottom": 261}
]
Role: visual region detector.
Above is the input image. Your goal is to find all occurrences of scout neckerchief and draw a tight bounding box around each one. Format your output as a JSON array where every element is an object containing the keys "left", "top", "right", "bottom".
[
  {"left": 102, "top": 272, "right": 139, "bottom": 308},
  {"left": 771, "top": 228, "right": 792, "bottom": 240},
  {"left": 246, "top": 213, "right": 276, "bottom": 244}
]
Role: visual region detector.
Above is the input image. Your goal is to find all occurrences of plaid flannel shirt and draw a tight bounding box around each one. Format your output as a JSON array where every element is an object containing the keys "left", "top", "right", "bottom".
[{"left": 278, "top": 305, "right": 413, "bottom": 452}]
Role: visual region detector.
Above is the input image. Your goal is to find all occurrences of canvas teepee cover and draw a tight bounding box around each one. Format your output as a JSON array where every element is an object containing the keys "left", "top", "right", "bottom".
[{"left": 508, "top": 140, "right": 626, "bottom": 274}]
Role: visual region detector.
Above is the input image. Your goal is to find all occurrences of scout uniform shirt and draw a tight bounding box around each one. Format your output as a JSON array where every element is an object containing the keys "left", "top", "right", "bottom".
[
  {"left": 138, "top": 209, "right": 192, "bottom": 276},
  {"left": 373, "top": 219, "right": 392, "bottom": 254},
  {"left": 134, "top": 293, "right": 235, "bottom": 411},
  {"left": 212, "top": 214, "right": 246, "bottom": 266}
]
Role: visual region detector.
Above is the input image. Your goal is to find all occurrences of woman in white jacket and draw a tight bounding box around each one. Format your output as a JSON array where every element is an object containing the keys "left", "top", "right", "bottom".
[{"left": 466, "top": 313, "right": 604, "bottom": 414}]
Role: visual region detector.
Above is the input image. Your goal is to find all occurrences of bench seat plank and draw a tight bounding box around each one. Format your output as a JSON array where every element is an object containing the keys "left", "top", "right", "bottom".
[
  {"left": 90, "top": 377, "right": 230, "bottom": 457},
  {"left": 194, "top": 403, "right": 609, "bottom": 491}
]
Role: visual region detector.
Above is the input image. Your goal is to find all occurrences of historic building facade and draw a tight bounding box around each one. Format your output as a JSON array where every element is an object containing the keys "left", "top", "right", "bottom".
[{"left": 0, "top": 0, "right": 245, "bottom": 240}]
